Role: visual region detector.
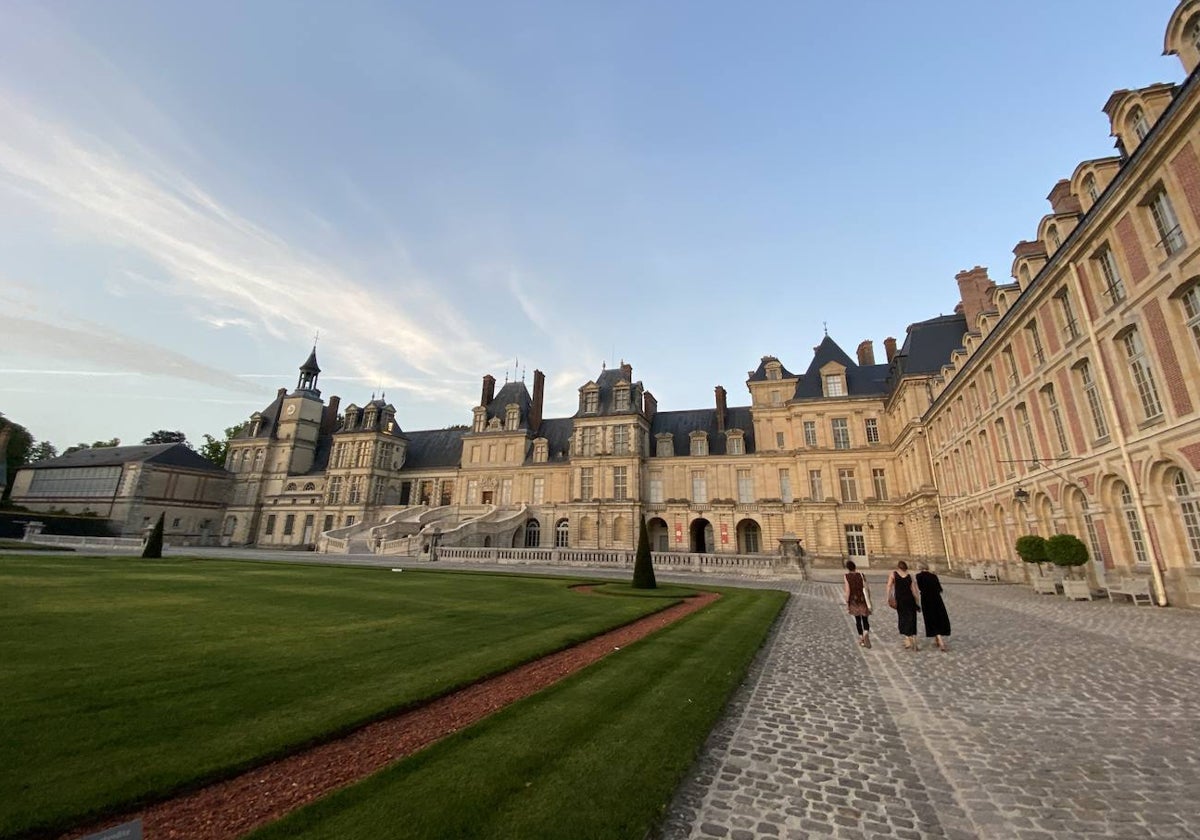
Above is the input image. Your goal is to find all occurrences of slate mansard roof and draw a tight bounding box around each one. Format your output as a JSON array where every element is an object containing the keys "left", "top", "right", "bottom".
[
  {"left": 791, "top": 336, "right": 891, "bottom": 400},
  {"left": 650, "top": 407, "right": 757, "bottom": 456},
  {"left": 25, "top": 443, "right": 229, "bottom": 474},
  {"left": 892, "top": 313, "right": 969, "bottom": 378},
  {"left": 574, "top": 366, "right": 644, "bottom": 418}
]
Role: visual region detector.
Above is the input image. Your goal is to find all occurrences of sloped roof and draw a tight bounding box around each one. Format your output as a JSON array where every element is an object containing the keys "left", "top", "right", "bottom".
[
  {"left": 403, "top": 429, "right": 466, "bottom": 470},
  {"left": 235, "top": 391, "right": 284, "bottom": 440},
  {"left": 791, "top": 336, "right": 890, "bottom": 399},
  {"left": 573, "top": 366, "right": 643, "bottom": 418},
  {"left": 746, "top": 355, "right": 797, "bottom": 382},
  {"left": 24, "top": 443, "right": 228, "bottom": 473},
  {"left": 650, "top": 407, "right": 757, "bottom": 456},
  {"left": 893, "top": 313, "right": 968, "bottom": 377},
  {"left": 536, "top": 417, "right": 575, "bottom": 461},
  {"left": 485, "top": 381, "right": 532, "bottom": 426}
]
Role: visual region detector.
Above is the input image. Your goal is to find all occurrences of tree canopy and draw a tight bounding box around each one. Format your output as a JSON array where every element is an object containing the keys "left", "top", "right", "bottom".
[
  {"left": 142, "top": 430, "right": 189, "bottom": 446},
  {"left": 199, "top": 425, "right": 244, "bottom": 467},
  {"left": 63, "top": 438, "right": 121, "bottom": 456}
]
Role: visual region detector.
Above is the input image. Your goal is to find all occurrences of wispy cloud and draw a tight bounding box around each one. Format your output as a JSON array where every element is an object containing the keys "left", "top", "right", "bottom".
[{"left": 0, "top": 88, "right": 497, "bottom": 383}]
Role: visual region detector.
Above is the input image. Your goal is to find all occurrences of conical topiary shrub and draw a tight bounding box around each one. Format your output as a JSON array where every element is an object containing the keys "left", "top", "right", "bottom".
[
  {"left": 142, "top": 512, "right": 165, "bottom": 559},
  {"left": 632, "top": 515, "right": 656, "bottom": 589}
]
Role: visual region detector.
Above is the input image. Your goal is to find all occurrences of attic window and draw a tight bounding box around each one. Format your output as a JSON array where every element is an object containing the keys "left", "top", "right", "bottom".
[
  {"left": 656, "top": 433, "right": 674, "bottom": 458},
  {"left": 689, "top": 431, "right": 709, "bottom": 457},
  {"left": 506, "top": 404, "right": 520, "bottom": 430},
  {"left": 726, "top": 430, "right": 745, "bottom": 455},
  {"left": 1191, "top": 16, "right": 1200, "bottom": 52},
  {"left": 765, "top": 360, "right": 782, "bottom": 380},
  {"left": 1129, "top": 107, "right": 1151, "bottom": 142},
  {"left": 582, "top": 389, "right": 599, "bottom": 414},
  {"left": 823, "top": 374, "right": 845, "bottom": 397},
  {"left": 614, "top": 385, "right": 631, "bottom": 411},
  {"left": 1046, "top": 224, "right": 1061, "bottom": 251},
  {"left": 1084, "top": 174, "right": 1099, "bottom": 204}
]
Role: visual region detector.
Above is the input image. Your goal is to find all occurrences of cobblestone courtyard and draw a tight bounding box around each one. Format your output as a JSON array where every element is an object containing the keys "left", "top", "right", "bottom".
[{"left": 661, "top": 575, "right": 1200, "bottom": 840}]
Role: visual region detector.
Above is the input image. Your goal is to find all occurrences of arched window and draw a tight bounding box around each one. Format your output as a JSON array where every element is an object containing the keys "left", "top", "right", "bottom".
[
  {"left": 1046, "top": 224, "right": 1061, "bottom": 251},
  {"left": 1018, "top": 264, "right": 1030, "bottom": 285},
  {"left": 1129, "top": 107, "right": 1151, "bottom": 141},
  {"left": 555, "top": 518, "right": 570, "bottom": 548},
  {"left": 285, "top": 482, "right": 297, "bottom": 491},
  {"left": 1117, "top": 481, "right": 1149, "bottom": 565},
  {"left": 1190, "top": 16, "right": 1200, "bottom": 53},
  {"left": 1173, "top": 472, "right": 1200, "bottom": 563},
  {"left": 1083, "top": 174, "right": 1099, "bottom": 204},
  {"left": 737, "top": 519, "right": 762, "bottom": 554},
  {"left": 253, "top": 449, "right": 265, "bottom": 471},
  {"left": 524, "top": 519, "right": 541, "bottom": 548},
  {"left": 303, "top": 482, "right": 316, "bottom": 491}
]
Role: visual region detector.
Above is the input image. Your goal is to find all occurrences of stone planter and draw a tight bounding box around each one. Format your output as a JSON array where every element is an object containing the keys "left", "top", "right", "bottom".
[{"left": 1062, "top": 579, "right": 1092, "bottom": 601}]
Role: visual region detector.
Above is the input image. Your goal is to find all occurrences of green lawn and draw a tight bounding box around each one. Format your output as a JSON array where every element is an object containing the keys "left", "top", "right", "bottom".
[
  {"left": 249, "top": 584, "right": 788, "bottom": 840},
  {"left": 0, "top": 557, "right": 677, "bottom": 839}
]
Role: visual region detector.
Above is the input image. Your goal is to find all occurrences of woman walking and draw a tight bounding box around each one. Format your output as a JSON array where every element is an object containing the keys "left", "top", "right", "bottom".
[
  {"left": 843, "top": 560, "right": 872, "bottom": 648},
  {"left": 886, "top": 560, "right": 921, "bottom": 650},
  {"left": 916, "top": 562, "right": 951, "bottom": 651}
]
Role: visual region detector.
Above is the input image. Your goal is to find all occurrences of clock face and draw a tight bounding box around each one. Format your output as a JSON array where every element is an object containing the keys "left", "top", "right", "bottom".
[{"left": 286, "top": 404, "right": 296, "bottom": 416}]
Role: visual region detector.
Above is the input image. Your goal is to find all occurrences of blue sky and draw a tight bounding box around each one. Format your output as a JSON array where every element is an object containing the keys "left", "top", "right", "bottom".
[{"left": 0, "top": 0, "right": 1184, "bottom": 451}]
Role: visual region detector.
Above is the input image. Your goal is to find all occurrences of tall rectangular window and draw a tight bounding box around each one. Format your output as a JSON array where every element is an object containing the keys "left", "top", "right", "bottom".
[
  {"left": 779, "top": 469, "right": 793, "bottom": 503},
  {"left": 838, "top": 468, "right": 858, "bottom": 503},
  {"left": 532, "top": 476, "right": 545, "bottom": 505},
  {"left": 737, "top": 469, "right": 754, "bottom": 504},
  {"left": 984, "top": 366, "right": 998, "bottom": 404},
  {"left": 649, "top": 472, "right": 664, "bottom": 504},
  {"left": 831, "top": 418, "right": 850, "bottom": 450},
  {"left": 613, "top": 466, "right": 628, "bottom": 501},
  {"left": 580, "top": 467, "right": 594, "bottom": 500},
  {"left": 996, "top": 418, "right": 1015, "bottom": 476},
  {"left": 1121, "top": 484, "right": 1149, "bottom": 564},
  {"left": 467, "top": 479, "right": 479, "bottom": 504},
  {"left": 1122, "top": 329, "right": 1163, "bottom": 420},
  {"left": 327, "top": 476, "right": 342, "bottom": 505},
  {"left": 864, "top": 418, "right": 880, "bottom": 444},
  {"left": 872, "top": 468, "right": 888, "bottom": 501},
  {"left": 615, "top": 387, "right": 630, "bottom": 411},
  {"left": 1056, "top": 289, "right": 1080, "bottom": 341},
  {"left": 583, "top": 391, "right": 599, "bottom": 413},
  {"left": 1042, "top": 385, "right": 1070, "bottom": 454},
  {"left": 770, "top": 389, "right": 782, "bottom": 407},
  {"left": 809, "top": 469, "right": 823, "bottom": 500},
  {"left": 803, "top": 421, "right": 818, "bottom": 447},
  {"left": 265, "top": 514, "right": 276, "bottom": 536},
  {"left": 1182, "top": 284, "right": 1200, "bottom": 360},
  {"left": 501, "top": 478, "right": 513, "bottom": 505},
  {"left": 1015, "top": 403, "right": 1037, "bottom": 462},
  {"left": 348, "top": 476, "right": 363, "bottom": 504},
  {"left": 775, "top": 431, "right": 786, "bottom": 449},
  {"left": 1076, "top": 360, "right": 1109, "bottom": 440},
  {"left": 283, "top": 514, "right": 295, "bottom": 536},
  {"left": 1026, "top": 320, "right": 1046, "bottom": 366},
  {"left": 1096, "top": 245, "right": 1127, "bottom": 303},
  {"left": 691, "top": 471, "right": 708, "bottom": 504},
  {"left": 582, "top": 428, "right": 598, "bottom": 456},
  {"left": 1149, "top": 188, "right": 1186, "bottom": 255},
  {"left": 1002, "top": 346, "right": 1018, "bottom": 388},
  {"left": 614, "top": 425, "right": 629, "bottom": 455}
]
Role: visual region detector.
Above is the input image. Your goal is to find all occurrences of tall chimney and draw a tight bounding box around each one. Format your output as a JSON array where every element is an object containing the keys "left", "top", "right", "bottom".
[
  {"left": 277, "top": 387, "right": 288, "bottom": 400},
  {"left": 529, "top": 369, "right": 545, "bottom": 434},
  {"left": 884, "top": 337, "right": 898, "bottom": 363},
  {"left": 321, "top": 395, "right": 341, "bottom": 436},
  {"left": 480, "top": 374, "right": 496, "bottom": 407},
  {"left": 856, "top": 340, "right": 875, "bottom": 366},
  {"left": 714, "top": 385, "right": 728, "bottom": 432},
  {"left": 620, "top": 361, "right": 632, "bottom": 379},
  {"left": 955, "top": 266, "right": 996, "bottom": 330},
  {"left": 643, "top": 391, "right": 657, "bottom": 425}
]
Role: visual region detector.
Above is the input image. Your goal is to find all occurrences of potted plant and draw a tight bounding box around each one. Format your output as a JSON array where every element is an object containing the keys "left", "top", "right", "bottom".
[
  {"left": 1046, "top": 534, "right": 1091, "bottom": 600},
  {"left": 1015, "top": 534, "right": 1055, "bottom": 593}
]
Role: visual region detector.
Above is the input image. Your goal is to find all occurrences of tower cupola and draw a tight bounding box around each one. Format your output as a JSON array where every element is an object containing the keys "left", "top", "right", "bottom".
[{"left": 297, "top": 346, "right": 321, "bottom": 394}]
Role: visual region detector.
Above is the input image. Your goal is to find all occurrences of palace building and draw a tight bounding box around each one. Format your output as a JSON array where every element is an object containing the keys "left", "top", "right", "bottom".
[{"left": 13, "top": 0, "right": 1200, "bottom": 605}]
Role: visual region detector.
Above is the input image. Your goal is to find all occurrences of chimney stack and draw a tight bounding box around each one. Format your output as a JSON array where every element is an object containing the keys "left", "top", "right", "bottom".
[
  {"left": 856, "top": 340, "right": 875, "bottom": 366},
  {"left": 321, "top": 395, "right": 341, "bottom": 436},
  {"left": 620, "top": 361, "right": 632, "bottom": 379},
  {"left": 529, "top": 369, "right": 545, "bottom": 434},
  {"left": 480, "top": 374, "right": 496, "bottom": 407},
  {"left": 1046, "top": 179, "right": 1082, "bottom": 215},
  {"left": 643, "top": 391, "right": 658, "bottom": 424},
  {"left": 884, "top": 337, "right": 898, "bottom": 363},
  {"left": 277, "top": 387, "right": 288, "bottom": 400},
  {"left": 955, "top": 266, "right": 996, "bottom": 330},
  {"left": 714, "top": 385, "right": 728, "bottom": 432}
]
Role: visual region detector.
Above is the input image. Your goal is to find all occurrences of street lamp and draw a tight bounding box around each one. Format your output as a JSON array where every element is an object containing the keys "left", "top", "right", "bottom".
[{"left": 1014, "top": 487, "right": 1030, "bottom": 503}]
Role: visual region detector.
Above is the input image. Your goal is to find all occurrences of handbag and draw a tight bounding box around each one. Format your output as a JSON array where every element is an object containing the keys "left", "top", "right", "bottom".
[{"left": 886, "top": 572, "right": 897, "bottom": 609}]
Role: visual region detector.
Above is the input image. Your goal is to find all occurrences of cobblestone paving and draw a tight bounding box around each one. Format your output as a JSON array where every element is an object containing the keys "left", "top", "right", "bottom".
[{"left": 662, "top": 577, "right": 1200, "bottom": 840}]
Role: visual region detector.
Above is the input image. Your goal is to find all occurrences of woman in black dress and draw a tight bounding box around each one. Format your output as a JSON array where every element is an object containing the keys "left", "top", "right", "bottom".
[
  {"left": 915, "top": 562, "right": 951, "bottom": 651},
  {"left": 886, "top": 560, "right": 921, "bottom": 651}
]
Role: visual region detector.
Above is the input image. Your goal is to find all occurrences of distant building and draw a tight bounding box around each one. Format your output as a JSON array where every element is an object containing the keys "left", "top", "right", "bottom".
[{"left": 9, "top": 443, "right": 231, "bottom": 544}]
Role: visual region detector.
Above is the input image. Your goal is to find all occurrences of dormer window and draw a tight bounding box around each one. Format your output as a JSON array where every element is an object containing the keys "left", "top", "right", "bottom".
[
  {"left": 249, "top": 413, "right": 262, "bottom": 437},
  {"left": 823, "top": 374, "right": 845, "bottom": 397},
  {"left": 1129, "top": 107, "right": 1151, "bottom": 141},
  {"left": 1190, "top": 16, "right": 1200, "bottom": 53},
  {"left": 582, "top": 388, "right": 599, "bottom": 414},
  {"left": 690, "top": 431, "right": 709, "bottom": 457},
  {"left": 1084, "top": 174, "right": 1099, "bottom": 204},
  {"left": 656, "top": 433, "right": 674, "bottom": 457},
  {"left": 726, "top": 429, "right": 745, "bottom": 455},
  {"left": 533, "top": 438, "right": 549, "bottom": 463},
  {"left": 614, "top": 385, "right": 631, "bottom": 411},
  {"left": 765, "top": 360, "right": 782, "bottom": 380},
  {"left": 1018, "top": 264, "right": 1031, "bottom": 285},
  {"left": 1046, "top": 224, "right": 1061, "bottom": 251},
  {"left": 505, "top": 404, "right": 520, "bottom": 430}
]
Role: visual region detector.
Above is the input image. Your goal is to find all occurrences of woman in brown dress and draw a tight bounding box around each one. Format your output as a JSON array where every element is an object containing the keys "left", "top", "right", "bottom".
[{"left": 844, "top": 560, "right": 872, "bottom": 648}]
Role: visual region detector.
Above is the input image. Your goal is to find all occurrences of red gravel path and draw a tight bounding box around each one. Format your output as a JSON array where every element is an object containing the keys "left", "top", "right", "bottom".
[{"left": 64, "top": 587, "right": 719, "bottom": 840}]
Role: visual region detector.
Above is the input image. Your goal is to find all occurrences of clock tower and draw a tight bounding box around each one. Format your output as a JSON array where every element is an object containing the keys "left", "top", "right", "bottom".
[{"left": 277, "top": 346, "right": 326, "bottom": 475}]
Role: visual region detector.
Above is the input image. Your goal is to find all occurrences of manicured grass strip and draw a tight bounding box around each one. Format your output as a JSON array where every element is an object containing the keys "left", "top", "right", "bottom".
[
  {"left": 249, "top": 586, "right": 788, "bottom": 840},
  {"left": 0, "top": 557, "right": 667, "bottom": 839}
]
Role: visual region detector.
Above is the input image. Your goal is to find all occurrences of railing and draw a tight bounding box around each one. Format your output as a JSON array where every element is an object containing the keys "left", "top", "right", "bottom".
[
  {"left": 433, "top": 546, "right": 794, "bottom": 576},
  {"left": 23, "top": 534, "right": 144, "bottom": 550}
]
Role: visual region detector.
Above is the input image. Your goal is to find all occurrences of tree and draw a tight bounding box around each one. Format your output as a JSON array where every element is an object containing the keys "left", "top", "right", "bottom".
[
  {"left": 143, "top": 430, "right": 189, "bottom": 446},
  {"left": 199, "top": 424, "right": 243, "bottom": 467},
  {"left": 1046, "top": 534, "right": 1089, "bottom": 578},
  {"left": 1015, "top": 534, "right": 1048, "bottom": 575},
  {"left": 632, "top": 515, "right": 657, "bottom": 589},
  {"left": 142, "top": 512, "right": 165, "bottom": 558},
  {"left": 63, "top": 438, "right": 121, "bottom": 456},
  {"left": 28, "top": 441, "right": 58, "bottom": 462},
  {"left": 1, "top": 414, "right": 33, "bottom": 502}
]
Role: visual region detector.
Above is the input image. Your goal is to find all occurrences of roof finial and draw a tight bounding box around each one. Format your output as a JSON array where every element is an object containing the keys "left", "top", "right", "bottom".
[{"left": 823, "top": 321, "right": 828, "bottom": 337}]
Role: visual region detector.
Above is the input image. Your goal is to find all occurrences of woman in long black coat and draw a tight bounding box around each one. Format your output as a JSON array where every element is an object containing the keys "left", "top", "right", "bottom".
[
  {"left": 886, "top": 560, "right": 921, "bottom": 651},
  {"left": 915, "top": 562, "right": 951, "bottom": 651}
]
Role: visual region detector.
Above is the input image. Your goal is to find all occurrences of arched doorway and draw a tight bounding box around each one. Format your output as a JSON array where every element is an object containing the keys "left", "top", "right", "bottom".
[
  {"left": 647, "top": 517, "right": 669, "bottom": 552},
  {"left": 690, "top": 518, "right": 713, "bottom": 554},
  {"left": 523, "top": 519, "right": 541, "bottom": 548},
  {"left": 736, "top": 519, "right": 762, "bottom": 554}
]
